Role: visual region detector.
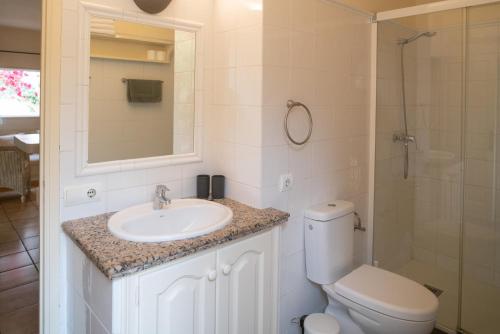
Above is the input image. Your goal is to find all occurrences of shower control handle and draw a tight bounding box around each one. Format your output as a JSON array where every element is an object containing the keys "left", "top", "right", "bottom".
[
  {"left": 393, "top": 133, "right": 416, "bottom": 145},
  {"left": 393, "top": 132, "right": 417, "bottom": 180}
]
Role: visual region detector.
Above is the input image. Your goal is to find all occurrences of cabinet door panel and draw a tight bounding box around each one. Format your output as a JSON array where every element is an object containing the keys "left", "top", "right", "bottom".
[
  {"left": 138, "top": 252, "right": 216, "bottom": 334},
  {"left": 217, "top": 231, "right": 274, "bottom": 334}
]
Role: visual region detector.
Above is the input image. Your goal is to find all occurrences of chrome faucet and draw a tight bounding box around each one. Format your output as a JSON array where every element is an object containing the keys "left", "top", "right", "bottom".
[{"left": 153, "top": 185, "right": 171, "bottom": 210}]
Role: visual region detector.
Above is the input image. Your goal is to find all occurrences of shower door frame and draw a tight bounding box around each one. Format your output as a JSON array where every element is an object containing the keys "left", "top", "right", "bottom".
[
  {"left": 369, "top": 0, "right": 500, "bottom": 333},
  {"left": 376, "top": 0, "right": 500, "bottom": 21}
]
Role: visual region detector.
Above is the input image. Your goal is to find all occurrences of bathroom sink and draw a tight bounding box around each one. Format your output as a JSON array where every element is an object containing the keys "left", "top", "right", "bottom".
[{"left": 108, "top": 199, "right": 233, "bottom": 242}]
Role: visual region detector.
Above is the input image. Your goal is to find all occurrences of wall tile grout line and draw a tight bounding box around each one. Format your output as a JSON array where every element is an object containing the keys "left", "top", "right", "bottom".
[
  {"left": 0, "top": 273, "right": 38, "bottom": 292},
  {"left": 0, "top": 263, "right": 35, "bottom": 275},
  {"left": 0, "top": 281, "right": 39, "bottom": 315}
]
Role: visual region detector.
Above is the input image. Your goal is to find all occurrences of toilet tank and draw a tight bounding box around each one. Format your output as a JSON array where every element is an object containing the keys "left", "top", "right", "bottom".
[{"left": 304, "top": 200, "right": 355, "bottom": 285}]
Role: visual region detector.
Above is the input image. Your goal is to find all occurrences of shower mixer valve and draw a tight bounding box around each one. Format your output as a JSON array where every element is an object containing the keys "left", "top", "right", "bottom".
[{"left": 393, "top": 133, "right": 416, "bottom": 145}]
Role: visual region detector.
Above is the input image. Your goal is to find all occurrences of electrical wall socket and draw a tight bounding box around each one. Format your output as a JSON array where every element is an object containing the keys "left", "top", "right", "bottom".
[
  {"left": 64, "top": 183, "right": 102, "bottom": 206},
  {"left": 279, "top": 173, "right": 293, "bottom": 192}
]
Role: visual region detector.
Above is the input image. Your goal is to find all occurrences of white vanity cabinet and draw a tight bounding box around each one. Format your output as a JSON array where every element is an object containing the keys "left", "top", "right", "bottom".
[
  {"left": 216, "top": 230, "right": 274, "bottom": 334},
  {"left": 138, "top": 252, "right": 217, "bottom": 334},
  {"left": 66, "top": 228, "right": 279, "bottom": 334}
]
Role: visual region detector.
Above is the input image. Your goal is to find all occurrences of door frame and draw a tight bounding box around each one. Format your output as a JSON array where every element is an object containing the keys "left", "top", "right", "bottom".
[
  {"left": 367, "top": 20, "right": 377, "bottom": 265},
  {"left": 40, "top": 0, "right": 62, "bottom": 332}
]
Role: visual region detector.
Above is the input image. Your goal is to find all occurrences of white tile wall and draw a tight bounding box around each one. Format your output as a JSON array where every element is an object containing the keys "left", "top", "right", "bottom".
[
  {"left": 60, "top": 0, "right": 373, "bottom": 333},
  {"left": 60, "top": 0, "right": 214, "bottom": 222},
  {"left": 373, "top": 21, "right": 416, "bottom": 272},
  {"left": 373, "top": 10, "right": 500, "bottom": 331},
  {"left": 209, "top": 0, "right": 265, "bottom": 206},
  {"left": 262, "top": 1, "right": 372, "bottom": 332},
  {"left": 173, "top": 30, "right": 196, "bottom": 154},
  {"left": 463, "top": 21, "right": 500, "bottom": 290},
  {"left": 66, "top": 237, "right": 113, "bottom": 334},
  {"left": 60, "top": 1, "right": 215, "bottom": 333},
  {"left": 404, "top": 21, "right": 462, "bottom": 277}
]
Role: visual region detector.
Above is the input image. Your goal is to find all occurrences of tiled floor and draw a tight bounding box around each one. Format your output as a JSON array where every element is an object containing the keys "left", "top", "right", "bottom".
[{"left": 0, "top": 192, "right": 39, "bottom": 334}]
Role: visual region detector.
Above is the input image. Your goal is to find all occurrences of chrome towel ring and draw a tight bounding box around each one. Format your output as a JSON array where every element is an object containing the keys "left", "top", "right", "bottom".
[{"left": 284, "top": 100, "right": 313, "bottom": 146}]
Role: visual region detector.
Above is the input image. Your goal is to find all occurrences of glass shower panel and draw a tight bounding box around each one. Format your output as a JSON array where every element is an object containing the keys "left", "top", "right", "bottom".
[
  {"left": 374, "top": 9, "right": 464, "bottom": 331},
  {"left": 461, "top": 3, "right": 500, "bottom": 333}
]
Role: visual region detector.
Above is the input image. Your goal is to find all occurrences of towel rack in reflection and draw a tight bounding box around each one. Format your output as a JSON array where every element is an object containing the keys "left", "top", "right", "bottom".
[
  {"left": 121, "top": 78, "right": 164, "bottom": 83},
  {"left": 284, "top": 100, "right": 313, "bottom": 146}
]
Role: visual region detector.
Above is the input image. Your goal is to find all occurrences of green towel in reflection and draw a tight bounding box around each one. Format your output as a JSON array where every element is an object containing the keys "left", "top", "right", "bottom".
[{"left": 126, "top": 79, "right": 163, "bottom": 103}]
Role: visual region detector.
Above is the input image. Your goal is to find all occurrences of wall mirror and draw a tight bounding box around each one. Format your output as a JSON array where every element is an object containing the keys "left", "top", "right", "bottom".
[{"left": 76, "top": 3, "right": 202, "bottom": 175}]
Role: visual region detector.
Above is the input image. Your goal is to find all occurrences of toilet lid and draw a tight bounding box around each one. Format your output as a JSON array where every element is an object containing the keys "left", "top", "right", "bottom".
[
  {"left": 331, "top": 265, "right": 438, "bottom": 322},
  {"left": 304, "top": 313, "right": 340, "bottom": 334}
]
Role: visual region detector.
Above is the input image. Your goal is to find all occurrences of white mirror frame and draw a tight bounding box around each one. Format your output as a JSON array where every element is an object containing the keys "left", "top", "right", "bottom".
[{"left": 75, "top": 1, "right": 203, "bottom": 176}]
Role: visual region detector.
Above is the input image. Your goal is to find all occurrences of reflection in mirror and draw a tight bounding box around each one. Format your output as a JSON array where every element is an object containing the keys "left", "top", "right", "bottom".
[{"left": 88, "top": 17, "right": 195, "bottom": 163}]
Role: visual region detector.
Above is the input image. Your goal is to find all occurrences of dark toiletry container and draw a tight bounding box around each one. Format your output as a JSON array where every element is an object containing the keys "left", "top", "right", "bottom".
[
  {"left": 211, "top": 175, "right": 225, "bottom": 199},
  {"left": 196, "top": 175, "right": 210, "bottom": 199}
]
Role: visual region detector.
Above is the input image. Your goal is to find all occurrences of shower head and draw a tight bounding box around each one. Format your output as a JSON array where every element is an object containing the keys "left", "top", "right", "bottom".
[{"left": 398, "top": 31, "right": 436, "bottom": 45}]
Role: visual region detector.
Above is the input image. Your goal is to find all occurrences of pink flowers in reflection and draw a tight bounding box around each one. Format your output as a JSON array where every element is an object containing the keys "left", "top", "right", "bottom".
[{"left": 0, "top": 69, "right": 40, "bottom": 113}]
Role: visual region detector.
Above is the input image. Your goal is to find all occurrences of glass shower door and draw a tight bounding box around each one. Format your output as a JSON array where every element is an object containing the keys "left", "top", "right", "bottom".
[
  {"left": 374, "top": 3, "right": 500, "bottom": 332},
  {"left": 461, "top": 3, "right": 500, "bottom": 333},
  {"left": 374, "top": 8, "right": 465, "bottom": 331}
]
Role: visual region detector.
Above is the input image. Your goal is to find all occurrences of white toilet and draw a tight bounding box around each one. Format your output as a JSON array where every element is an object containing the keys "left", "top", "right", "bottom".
[{"left": 304, "top": 200, "right": 439, "bottom": 334}]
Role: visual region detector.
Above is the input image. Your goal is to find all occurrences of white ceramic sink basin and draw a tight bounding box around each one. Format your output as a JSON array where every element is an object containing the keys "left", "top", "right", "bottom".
[{"left": 108, "top": 199, "right": 233, "bottom": 242}]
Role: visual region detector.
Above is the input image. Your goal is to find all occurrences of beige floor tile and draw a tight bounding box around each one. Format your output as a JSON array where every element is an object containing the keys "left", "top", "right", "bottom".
[
  {"left": 0, "top": 265, "right": 38, "bottom": 291},
  {"left": 1, "top": 199, "right": 34, "bottom": 212},
  {"left": 0, "top": 252, "right": 32, "bottom": 272},
  {"left": 0, "top": 281, "right": 38, "bottom": 315},
  {"left": 22, "top": 237, "right": 39, "bottom": 251},
  {"left": 0, "top": 187, "right": 40, "bottom": 333},
  {"left": 0, "top": 209, "right": 8, "bottom": 224},
  {"left": 0, "top": 223, "right": 16, "bottom": 232},
  {"left": 5, "top": 207, "right": 38, "bottom": 221},
  {"left": 0, "top": 241, "right": 25, "bottom": 257},
  {"left": 28, "top": 249, "right": 39, "bottom": 264},
  {"left": 0, "top": 304, "right": 38, "bottom": 334},
  {"left": 0, "top": 227, "right": 20, "bottom": 243},
  {"left": 0, "top": 223, "right": 10, "bottom": 230},
  {"left": 13, "top": 224, "right": 40, "bottom": 239},
  {"left": 33, "top": 303, "right": 39, "bottom": 330},
  {"left": 11, "top": 218, "right": 38, "bottom": 228}
]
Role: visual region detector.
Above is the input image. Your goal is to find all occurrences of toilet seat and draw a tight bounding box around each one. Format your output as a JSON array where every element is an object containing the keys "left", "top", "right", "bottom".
[
  {"left": 324, "top": 265, "right": 438, "bottom": 322},
  {"left": 304, "top": 313, "right": 340, "bottom": 334}
]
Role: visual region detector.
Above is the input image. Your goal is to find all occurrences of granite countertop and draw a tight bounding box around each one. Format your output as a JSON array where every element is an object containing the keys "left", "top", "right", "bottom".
[{"left": 62, "top": 198, "right": 289, "bottom": 279}]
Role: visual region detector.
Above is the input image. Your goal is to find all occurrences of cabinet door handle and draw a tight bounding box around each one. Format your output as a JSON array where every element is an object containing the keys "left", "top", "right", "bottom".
[
  {"left": 207, "top": 270, "right": 217, "bottom": 281},
  {"left": 222, "top": 264, "right": 232, "bottom": 275}
]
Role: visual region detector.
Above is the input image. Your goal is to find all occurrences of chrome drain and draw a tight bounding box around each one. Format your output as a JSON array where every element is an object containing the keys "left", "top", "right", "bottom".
[{"left": 424, "top": 284, "right": 443, "bottom": 297}]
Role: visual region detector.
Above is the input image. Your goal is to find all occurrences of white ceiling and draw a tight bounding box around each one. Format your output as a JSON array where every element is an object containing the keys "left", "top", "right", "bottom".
[{"left": 0, "top": 0, "right": 41, "bottom": 30}]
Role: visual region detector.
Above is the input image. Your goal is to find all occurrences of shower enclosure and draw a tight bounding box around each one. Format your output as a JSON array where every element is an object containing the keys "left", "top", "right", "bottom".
[{"left": 372, "top": 1, "right": 500, "bottom": 333}]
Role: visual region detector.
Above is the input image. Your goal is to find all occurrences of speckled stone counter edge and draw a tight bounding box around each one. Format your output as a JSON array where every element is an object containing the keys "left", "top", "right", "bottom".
[{"left": 62, "top": 198, "right": 289, "bottom": 280}]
